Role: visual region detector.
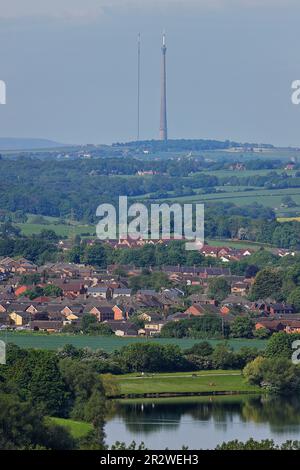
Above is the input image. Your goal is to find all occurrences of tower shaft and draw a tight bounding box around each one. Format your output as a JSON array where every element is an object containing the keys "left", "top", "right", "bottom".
[
  {"left": 159, "top": 33, "right": 168, "bottom": 141},
  {"left": 137, "top": 33, "right": 141, "bottom": 141}
]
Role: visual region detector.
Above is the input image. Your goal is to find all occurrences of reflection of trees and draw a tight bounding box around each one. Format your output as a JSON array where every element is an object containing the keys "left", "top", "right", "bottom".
[
  {"left": 112, "top": 401, "right": 181, "bottom": 435},
  {"left": 187, "top": 400, "right": 242, "bottom": 423},
  {"left": 109, "top": 396, "right": 300, "bottom": 437},
  {"left": 111, "top": 398, "right": 245, "bottom": 435},
  {"left": 241, "top": 396, "right": 300, "bottom": 433},
  {"left": 105, "top": 400, "right": 119, "bottom": 421}
]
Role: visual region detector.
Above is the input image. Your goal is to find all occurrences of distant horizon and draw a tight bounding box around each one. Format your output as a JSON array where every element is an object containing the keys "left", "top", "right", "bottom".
[
  {"left": 0, "top": 135, "right": 298, "bottom": 152},
  {"left": 0, "top": 1, "right": 300, "bottom": 147}
]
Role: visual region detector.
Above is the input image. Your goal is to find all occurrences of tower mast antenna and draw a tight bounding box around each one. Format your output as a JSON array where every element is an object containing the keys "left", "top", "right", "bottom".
[
  {"left": 137, "top": 32, "right": 141, "bottom": 141},
  {"left": 159, "top": 30, "right": 168, "bottom": 141}
]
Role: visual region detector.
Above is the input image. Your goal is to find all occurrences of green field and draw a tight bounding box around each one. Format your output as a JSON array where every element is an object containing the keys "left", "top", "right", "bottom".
[
  {"left": 0, "top": 332, "right": 267, "bottom": 352},
  {"left": 202, "top": 169, "right": 296, "bottom": 178},
  {"left": 278, "top": 217, "right": 300, "bottom": 222},
  {"left": 206, "top": 238, "right": 272, "bottom": 250},
  {"left": 17, "top": 222, "right": 95, "bottom": 237},
  {"left": 48, "top": 417, "right": 93, "bottom": 439},
  {"left": 14, "top": 213, "right": 95, "bottom": 238},
  {"left": 154, "top": 187, "right": 300, "bottom": 208},
  {"left": 112, "top": 370, "right": 260, "bottom": 397}
]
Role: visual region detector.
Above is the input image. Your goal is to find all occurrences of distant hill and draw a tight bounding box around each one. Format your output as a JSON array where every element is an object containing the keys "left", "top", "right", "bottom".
[
  {"left": 0, "top": 138, "right": 68, "bottom": 151},
  {"left": 113, "top": 138, "right": 274, "bottom": 152}
]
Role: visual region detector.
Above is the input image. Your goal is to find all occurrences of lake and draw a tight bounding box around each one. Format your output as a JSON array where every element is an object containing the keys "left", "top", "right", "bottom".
[{"left": 105, "top": 395, "right": 300, "bottom": 449}]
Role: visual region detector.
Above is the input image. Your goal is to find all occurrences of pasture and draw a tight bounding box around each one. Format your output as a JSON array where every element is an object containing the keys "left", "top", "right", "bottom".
[
  {"left": 17, "top": 222, "right": 95, "bottom": 237},
  {"left": 48, "top": 417, "right": 93, "bottom": 439},
  {"left": 112, "top": 370, "right": 260, "bottom": 397},
  {"left": 0, "top": 332, "right": 267, "bottom": 352},
  {"left": 153, "top": 187, "right": 300, "bottom": 211}
]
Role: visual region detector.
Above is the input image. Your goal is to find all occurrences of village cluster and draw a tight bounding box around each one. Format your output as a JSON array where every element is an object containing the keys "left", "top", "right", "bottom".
[{"left": 0, "top": 240, "right": 298, "bottom": 338}]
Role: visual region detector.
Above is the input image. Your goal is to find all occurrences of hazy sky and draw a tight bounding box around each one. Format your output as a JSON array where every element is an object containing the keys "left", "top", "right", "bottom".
[{"left": 0, "top": 0, "right": 300, "bottom": 146}]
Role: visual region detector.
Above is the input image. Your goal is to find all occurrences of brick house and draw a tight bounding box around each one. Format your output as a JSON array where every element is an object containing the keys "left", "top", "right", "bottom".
[
  {"left": 184, "top": 304, "right": 219, "bottom": 316},
  {"left": 267, "top": 303, "right": 294, "bottom": 315},
  {"left": 255, "top": 320, "right": 285, "bottom": 333},
  {"left": 88, "top": 305, "right": 114, "bottom": 322}
]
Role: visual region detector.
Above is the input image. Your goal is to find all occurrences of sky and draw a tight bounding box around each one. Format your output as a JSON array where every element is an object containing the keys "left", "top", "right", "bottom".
[{"left": 0, "top": 0, "right": 300, "bottom": 146}]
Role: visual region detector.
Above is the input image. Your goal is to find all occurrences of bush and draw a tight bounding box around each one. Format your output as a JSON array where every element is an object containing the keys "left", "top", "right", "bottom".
[
  {"left": 211, "top": 343, "right": 237, "bottom": 369},
  {"left": 185, "top": 354, "right": 213, "bottom": 370},
  {"left": 243, "top": 356, "right": 265, "bottom": 385},
  {"left": 253, "top": 327, "right": 271, "bottom": 339},
  {"left": 230, "top": 316, "right": 254, "bottom": 339},
  {"left": 243, "top": 356, "right": 300, "bottom": 394},
  {"left": 117, "top": 343, "right": 190, "bottom": 373},
  {"left": 265, "top": 332, "right": 300, "bottom": 359}
]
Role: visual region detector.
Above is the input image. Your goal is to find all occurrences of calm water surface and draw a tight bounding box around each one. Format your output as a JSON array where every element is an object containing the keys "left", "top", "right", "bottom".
[{"left": 105, "top": 395, "right": 300, "bottom": 449}]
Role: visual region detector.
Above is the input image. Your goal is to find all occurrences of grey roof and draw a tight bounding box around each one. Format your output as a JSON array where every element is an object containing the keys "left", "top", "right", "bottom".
[
  {"left": 105, "top": 321, "right": 138, "bottom": 334},
  {"left": 88, "top": 287, "right": 108, "bottom": 293},
  {"left": 161, "top": 265, "right": 231, "bottom": 276},
  {"left": 113, "top": 288, "right": 132, "bottom": 294},
  {"left": 137, "top": 289, "right": 157, "bottom": 296},
  {"left": 31, "top": 320, "right": 63, "bottom": 330}
]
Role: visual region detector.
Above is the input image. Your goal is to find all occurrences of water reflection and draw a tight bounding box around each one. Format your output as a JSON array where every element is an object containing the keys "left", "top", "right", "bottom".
[
  {"left": 105, "top": 395, "right": 300, "bottom": 448},
  {"left": 242, "top": 396, "right": 300, "bottom": 432}
]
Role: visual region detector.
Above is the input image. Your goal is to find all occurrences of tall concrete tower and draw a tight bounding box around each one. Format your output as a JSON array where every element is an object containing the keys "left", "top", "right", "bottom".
[
  {"left": 159, "top": 32, "right": 168, "bottom": 141},
  {"left": 137, "top": 33, "right": 141, "bottom": 141}
]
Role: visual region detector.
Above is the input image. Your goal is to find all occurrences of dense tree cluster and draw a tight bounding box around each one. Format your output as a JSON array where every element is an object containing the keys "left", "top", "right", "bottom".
[
  {"left": 0, "top": 344, "right": 110, "bottom": 449},
  {"left": 0, "top": 156, "right": 299, "bottom": 252},
  {"left": 0, "top": 226, "right": 59, "bottom": 264}
]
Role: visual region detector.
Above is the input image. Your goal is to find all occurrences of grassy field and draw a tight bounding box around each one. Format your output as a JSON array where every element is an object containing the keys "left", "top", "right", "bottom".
[
  {"left": 0, "top": 332, "right": 267, "bottom": 352},
  {"left": 278, "top": 217, "right": 300, "bottom": 222},
  {"left": 14, "top": 213, "right": 96, "bottom": 238},
  {"left": 206, "top": 238, "right": 273, "bottom": 250},
  {"left": 201, "top": 169, "right": 296, "bottom": 178},
  {"left": 111, "top": 370, "right": 260, "bottom": 397},
  {"left": 48, "top": 417, "right": 93, "bottom": 439},
  {"left": 17, "top": 221, "right": 95, "bottom": 237},
  {"left": 17, "top": 222, "right": 95, "bottom": 237},
  {"left": 154, "top": 187, "right": 300, "bottom": 208}
]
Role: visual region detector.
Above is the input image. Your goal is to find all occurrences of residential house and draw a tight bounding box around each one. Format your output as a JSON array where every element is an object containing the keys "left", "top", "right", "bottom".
[
  {"left": 30, "top": 320, "right": 63, "bottom": 332},
  {"left": 221, "top": 295, "right": 253, "bottom": 310},
  {"left": 112, "top": 288, "right": 131, "bottom": 299},
  {"left": 231, "top": 282, "right": 249, "bottom": 296},
  {"left": 0, "top": 257, "right": 37, "bottom": 274},
  {"left": 0, "top": 304, "right": 7, "bottom": 313},
  {"left": 166, "top": 312, "right": 191, "bottom": 321},
  {"left": 255, "top": 320, "right": 285, "bottom": 333},
  {"left": 284, "top": 321, "right": 300, "bottom": 334},
  {"left": 188, "top": 293, "right": 219, "bottom": 306},
  {"left": 9, "top": 311, "right": 30, "bottom": 327},
  {"left": 266, "top": 303, "right": 294, "bottom": 315},
  {"left": 112, "top": 305, "right": 125, "bottom": 321},
  {"left": 184, "top": 303, "right": 219, "bottom": 317},
  {"left": 88, "top": 305, "right": 115, "bottom": 322},
  {"left": 104, "top": 320, "right": 138, "bottom": 337},
  {"left": 139, "top": 321, "right": 166, "bottom": 336},
  {"left": 52, "top": 280, "right": 87, "bottom": 298},
  {"left": 162, "top": 287, "right": 184, "bottom": 298},
  {"left": 161, "top": 265, "right": 231, "bottom": 278},
  {"left": 138, "top": 312, "right": 163, "bottom": 322},
  {"left": 61, "top": 305, "right": 84, "bottom": 318},
  {"left": 87, "top": 286, "right": 111, "bottom": 299},
  {"left": 0, "top": 313, "right": 10, "bottom": 327},
  {"left": 16, "top": 259, "right": 38, "bottom": 274}
]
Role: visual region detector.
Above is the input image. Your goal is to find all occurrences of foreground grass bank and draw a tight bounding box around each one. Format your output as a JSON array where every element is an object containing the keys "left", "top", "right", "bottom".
[
  {"left": 48, "top": 417, "right": 93, "bottom": 439},
  {"left": 0, "top": 332, "right": 267, "bottom": 352},
  {"left": 110, "top": 370, "right": 261, "bottom": 398}
]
